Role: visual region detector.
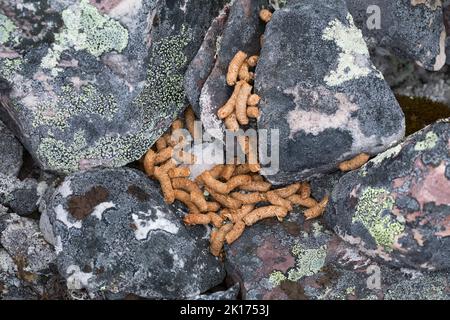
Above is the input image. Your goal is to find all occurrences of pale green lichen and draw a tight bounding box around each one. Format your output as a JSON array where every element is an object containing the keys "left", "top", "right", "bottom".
[
  {"left": 0, "top": 14, "right": 16, "bottom": 44},
  {"left": 414, "top": 131, "right": 439, "bottom": 151},
  {"left": 345, "top": 286, "right": 356, "bottom": 296},
  {"left": 267, "top": 243, "right": 327, "bottom": 287},
  {"left": 287, "top": 244, "right": 327, "bottom": 282},
  {"left": 0, "top": 58, "right": 22, "bottom": 81},
  {"left": 135, "top": 26, "right": 191, "bottom": 119},
  {"left": 38, "top": 27, "right": 191, "bottom": 172},
  {"left": 353, "top": 187, "right": 404, "bottom": 251},
  {"left": 41, "top": 0, "right": 128, "bottom": 74},
  {"left": 268, "top": 271, "right": 287, "bottom": 287},
  {"left": 322, "top": 13, "right": 382, "bottom": 86},
  {"left": 38, "top": 129, "right": 148, "bottom": 173},
  {"left": 32, "top": 84, "right": 118, "bottom": 128}
]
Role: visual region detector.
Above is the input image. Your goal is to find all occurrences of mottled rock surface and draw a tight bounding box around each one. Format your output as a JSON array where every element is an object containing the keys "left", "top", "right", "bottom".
[
  {"left": 0, "top": 0, "right": 227, "bottom": 174},
  {"left": 0, "top": 212, "right": 66, "bottom": 300},
  {"left": 45, "top": 168, "right": 225, "bottom": 298},
  {"left": 226, "top": 211, "right": 450, "bottom": 300},
  {"left": 327, "top": 119, "right": 450, "bottom": 271},
  {"left": 0, "top": 120, "right": 22, "bottom": 177},
  {"left": 0, "top": 173, "right": 42, "bottom": 216},
  {"left": 346, "top": 0, "right": 446, "bottom": 71},
  {"left": 194, "top": 0, "right": 266, "bottom": 138},
  {"left": 255, "top": 0, "right": 405, "bottom": 185}
]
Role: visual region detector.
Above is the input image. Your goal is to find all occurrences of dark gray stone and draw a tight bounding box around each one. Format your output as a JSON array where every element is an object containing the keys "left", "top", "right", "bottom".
[
  {"left": 184, "top": 5, "right": 230, "bottom": 114},
  {"left": 196, "top": 0, "right": 267, "bottom": 137},
  {"left": 194, "top": 283, "right": 240, "bottom": 300},
  {"left": 45, "top": 167, "right": 225, "bottom": 298},
  {"left": 0, "top": 173, "right": 42, "bottom": 216},
  {"left": 346, "top": 0, "right": 446, "bottom": 71},
  {"left": 0, "top": 120, "right": 22, "bottom": 177},
  {"left": 255, "top": 0, "right": 405, "bottom": 185},
  {"left": 327, "top": 119, "right": 450, "bottom": 271},
  {"left": 0, "top": 0, "right": 227, "bottom": 174}
]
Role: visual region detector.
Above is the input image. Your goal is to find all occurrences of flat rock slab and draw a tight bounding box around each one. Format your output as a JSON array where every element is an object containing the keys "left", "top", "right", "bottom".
[
  {"left": 0, "top": 120, "right": 22, "bottom": 177},
  {"left": 346, "top": 0, "right": 446, "bottom": 71},
  {"left": 255, "top": 0, "right": 405, "bottom": 185},
  {"left": 0, "top": 0, "right": 226, "bottom": 174},
  {"left": 45, "top": 167, "right": 225, "bottom": 299},
  {"left": 225, "top": 211, "right": 450, "bottom": 300},
  {"left": 327, "top": 119, "right": 450, "bottom": 271}
]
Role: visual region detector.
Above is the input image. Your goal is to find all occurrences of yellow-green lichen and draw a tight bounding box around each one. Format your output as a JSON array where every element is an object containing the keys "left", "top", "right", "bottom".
[
  {"left": 32, "top": 84, "right": 118, "bottom": 128},
  {"left": 41, "top": 0, "right": 128, "bottom": 75},
  {"left": 287, "top": 244, "right": 327, "bottom": 282},
  {"left": 414, "top": 131, "right": 439, "bottom": 151},
  {"left": 135, "top": 26, "right": 191, "bottom": 120},
  {"left": 345, "top": 286, "right": 356, "bottom": 296},
  {"left": 268, "top": 271, "right": 287, "bottom": 287},
  {"left": 0, "top": 14, "right": 16, "bottom": 44},
  {"left": 37, "top": 129, "right": 149, "bottom": 173},
  {"left": 267, "top": 244, "right": 327, "bottom": 287},
  {"left": 353, "top": 187, "right": 404, "bottom": 251},
  {"left": 37, "top": 26, "right": 192, "bottom": 172},
  {"left": 0, "top": 58, "right": 22, "bottom": 81}
]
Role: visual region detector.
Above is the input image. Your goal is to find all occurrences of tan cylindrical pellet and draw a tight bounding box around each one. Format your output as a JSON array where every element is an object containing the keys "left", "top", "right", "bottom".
[{"left": 227, "top": 51, "right": 248, "bottom": 86}]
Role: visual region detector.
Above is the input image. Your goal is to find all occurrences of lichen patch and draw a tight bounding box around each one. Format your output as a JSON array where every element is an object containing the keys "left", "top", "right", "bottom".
[
  {"left": 131, "top": 208, "right": 179, "bottom": 240},
  {"left": 41, "top": 0, "right": 129, "bottom": 75},
  {"left": 321, "top": 13, "right": 382, "bottom": 86},
  {"left": 353, "top": 187, "right": 405, "bottom": 251}
]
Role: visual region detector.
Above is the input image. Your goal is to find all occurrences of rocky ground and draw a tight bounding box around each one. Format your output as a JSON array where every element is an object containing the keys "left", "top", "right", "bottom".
[{"left": 1, "top": 0, "right": 450, "bottom": 300}]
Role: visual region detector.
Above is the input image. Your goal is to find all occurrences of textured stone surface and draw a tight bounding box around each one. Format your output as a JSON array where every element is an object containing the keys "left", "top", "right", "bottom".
[
  {"left": 226, "top": 211, "right": 450, "bottom": 300},
  {"left": 45, "top": 168, "right": 225, "bottom": 298},
  {"left": 184, "top": 5, "right": 230, "bottom": 114},
  {"left": 255, "top": 0, "right": 405, "bottom": 185},
  {"left": 0, "top": 173, "right": 43, "bottom": 216},
  {"left": 195, "top": 0, "right": 266, "bottom": 138},
  {"left": 0, "top": 120, "right": 22, "bottom": 177},
  {"left": 327, "top": 119, "right": 450, "bottom": 271},
  {"left": 0, "top": 0, "right": 227, "bottom": 174},
  {"left": 346, "top": 0, "right": 446, "bottom": 71},
  {"left": 0, "top": 212, "right": 66, "bottom": 300}
]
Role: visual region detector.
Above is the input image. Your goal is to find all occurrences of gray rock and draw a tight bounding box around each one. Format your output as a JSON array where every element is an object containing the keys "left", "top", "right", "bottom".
[
  {"left": 194, "top": 283, "right": 240, "bottom": 300},
  {"left": 0, "top": 248, "right": 38, "bottom": 300},
  {"left": 185, "top": 5, "right": 230, "bottom": 114},
  {"left": 327, "top": 119, "right": 450, "bottom": 271},
  {"left": 0, "top": 213, "right": 66, "bottom": 300},
  {"left": 0, "top": 0, "right": 227, "bottom": 174},
  {"left": 225, "top": 209, "right": 450, "bottom": 300},
  {"left": 45, "top": 167, "right": 225, "bottom": 298},
  {"left": 0, "top": 173, "right": 42, "bottom": 216},
  {"left": 196, "top": 0, "right": 267, "bottom": 138},
  {"left": 255, "top": 0, "right": 405, "bottom": 185},
  {"left": 346, "top": 0, "right": 446, "bottom": 71},
  {"left": 0, "top": 120, "right": 22, "bottom": 177}
]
